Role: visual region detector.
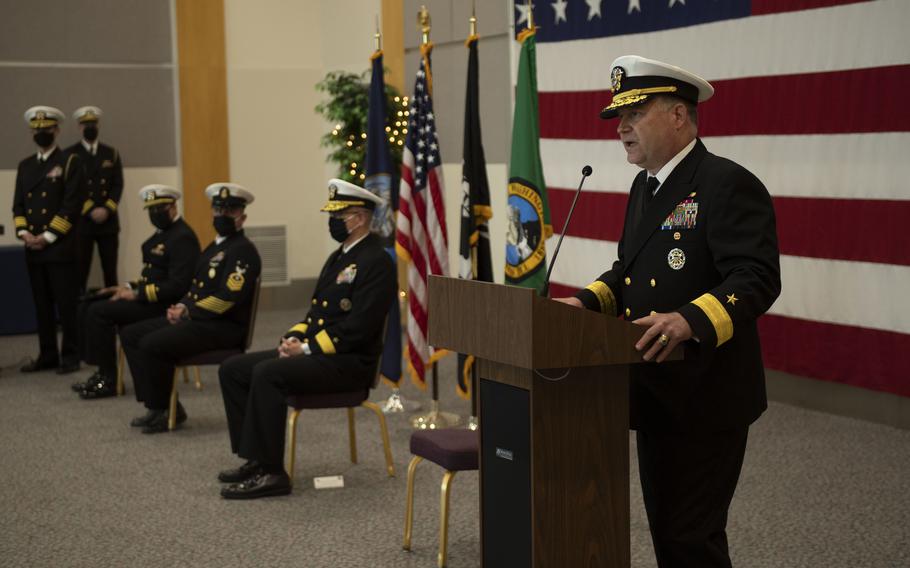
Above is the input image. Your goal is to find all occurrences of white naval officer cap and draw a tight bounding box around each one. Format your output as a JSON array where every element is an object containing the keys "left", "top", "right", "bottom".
[
  {"left": 139, "top": 184, "right": 182, "bottom": 208},
  {"left": 204, "top": 182, "right": 255, "bottom": 208},
  {"left": 24, "top": 105, "right": 65, "bottom": 129},
  {"left": 73, "top": 106, "right": 103, "bottom": 123},
  {"left": 600, "top": 55, "right": 714, "bottom": 119},
  {"left": 321, "top": 178, "right": 384, "bottom": 212}
]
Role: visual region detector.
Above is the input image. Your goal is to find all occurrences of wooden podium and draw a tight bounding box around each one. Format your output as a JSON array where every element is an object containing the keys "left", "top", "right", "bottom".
[{"left": 428, "top": 276, "right": 680, "bottom": 568}]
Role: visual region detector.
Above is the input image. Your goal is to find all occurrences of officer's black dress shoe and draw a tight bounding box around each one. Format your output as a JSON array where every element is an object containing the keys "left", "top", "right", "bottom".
[
  {"left": 56, "top": 361, "right": 81, "bottom": 375},
  {"left": 218, "top": 461, "right": 263, "bottom": 483},
  {"left": 220, "top": 471, "right": 292, "bottom": 500},
  {"left": 141, "top": 402, "right": 187, "bottom": 434},
  {"left": 20, "top": 358, "right": 58, "bottom": 373},
  {"left": 130, "top": 409, "right": 164, "bottom": 428},
  {"left": 72, "top": 371, "right": 101, "bottom": 393},
  {"left": 79, "top": 374, "right": 117, "bottom": 399}
]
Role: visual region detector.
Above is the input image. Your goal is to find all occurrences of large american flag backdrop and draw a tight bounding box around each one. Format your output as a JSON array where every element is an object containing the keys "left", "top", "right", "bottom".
[{"left": 525, "top": 0, "right": 910, "bottom": 397}]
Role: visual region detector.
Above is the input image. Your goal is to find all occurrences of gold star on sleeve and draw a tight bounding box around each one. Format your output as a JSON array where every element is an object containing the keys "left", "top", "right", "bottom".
[{"left": 726, "top": 294, "right": 738, "bottom": 305}]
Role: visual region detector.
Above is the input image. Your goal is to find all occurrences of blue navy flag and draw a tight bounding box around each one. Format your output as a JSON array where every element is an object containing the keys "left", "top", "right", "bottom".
[{"left": 365, "top": 49, "right": 402, "bottom": 387}]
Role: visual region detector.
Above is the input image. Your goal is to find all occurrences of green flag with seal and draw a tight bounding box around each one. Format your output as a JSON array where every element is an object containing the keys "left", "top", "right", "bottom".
[{"left": 505, "top": 27, "right": 551, "bottom": 292}]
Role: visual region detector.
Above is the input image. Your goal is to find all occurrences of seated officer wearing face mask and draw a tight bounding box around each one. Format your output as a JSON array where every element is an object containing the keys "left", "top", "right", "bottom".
[
  {"left": 119, "top": 183, "right": 261, "bottom": 434},
  {"left": 72, "top": 185, "right": 200, "bottom": 399},
  {"left": 216, "top": 179, "right": 396, "bottom": 499}
]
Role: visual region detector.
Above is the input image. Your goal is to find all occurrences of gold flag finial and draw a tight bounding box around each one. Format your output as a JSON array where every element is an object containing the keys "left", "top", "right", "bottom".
[
  {"left": 374, "top": 14, "right": 381, "bottom": 50},
  {"left": 469, "top": 0, "right": 477, "bottom": 36},
  {"left": 527, "top": 0, "right": 534, "bottom": 30},
  {"left": 418, "top": 5, "right": 431, "bottom": 45}
]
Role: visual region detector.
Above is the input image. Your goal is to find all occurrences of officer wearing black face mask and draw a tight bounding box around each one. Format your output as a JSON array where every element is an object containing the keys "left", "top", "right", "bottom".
[
  {"left": 13, "top": 106, "right": 85, "bottom": 374},
  {"left": 66, "top": 106, "right": 124, "bottom": 293},
  {"left": 119, "top": 183, "right": 261, "bottom": 434},
  {"left": 216, "top": 178, "right": 395, "bottom": 500},
  {"left": 73, "top": 185, "right": 200, "bottom": 398}
]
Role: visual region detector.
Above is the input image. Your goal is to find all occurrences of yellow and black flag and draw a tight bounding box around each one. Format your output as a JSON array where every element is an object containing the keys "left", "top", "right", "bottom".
[{"left": 456, "top": 33, "right": 494, "bottom": 400}]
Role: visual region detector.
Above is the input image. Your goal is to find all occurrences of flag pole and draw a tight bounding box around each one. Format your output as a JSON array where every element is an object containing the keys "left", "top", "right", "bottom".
[
  {"left": 410, "top": 4, "right": 460, "bottom": 430},
  {"left": 372, "top": 16, "right": 421, "bottom": 415}
]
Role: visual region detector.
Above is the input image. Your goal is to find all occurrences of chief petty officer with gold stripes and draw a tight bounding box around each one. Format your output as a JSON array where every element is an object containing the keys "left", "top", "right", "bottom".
[
  {"left": 12, "top": 106, "right": 85, "bottom": 374},
  {"left": 73, "top": 185, "right": 201, "bottom": 399},
  {"left": 120, "top": 183, "right": 261, "bottom": 434},
  {"left": 216, "top": 178, "right": 396, "bottom": 499},
  {"left": 67, "top": 106, "right": 125, "bottom": 292}
]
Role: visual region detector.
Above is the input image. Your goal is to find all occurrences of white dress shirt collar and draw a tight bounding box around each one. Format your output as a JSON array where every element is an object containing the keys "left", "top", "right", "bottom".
[{"left": 650, "top": 138, "right": 697, "bottom": 194}]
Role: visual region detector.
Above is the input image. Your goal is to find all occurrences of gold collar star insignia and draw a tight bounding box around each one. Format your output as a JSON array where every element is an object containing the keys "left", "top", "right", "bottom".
[{"left": 726, "top": 294, "right": 738, "bottom": 305}]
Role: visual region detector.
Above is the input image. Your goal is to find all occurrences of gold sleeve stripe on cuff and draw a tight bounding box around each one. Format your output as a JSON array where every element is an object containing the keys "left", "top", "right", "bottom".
[
  {"left": 14, "top": 216, "right": 27, "bottom": 229},
  {"left": 145, "top": 284, "right": 158, "bottom": 303},
  {"left": 105, "top": 199, "right": 118, "bottom": 211},
  {"left": 196, "top": 296, "right": 235, "bottom": 314},
  {"left": 585, "top": 281, "right": 616, "bottom": 316},
  {"left": 691, "top": 293, "right": 734, "bottom": 347},
  {"left": 288, "top": 323, "right": 308, "bottom": 335},
  {"left": 315, "top": 330, "right": 335, "bottom": 355},
  {"left": 82, "top": 200, "right": 93, "bottom": 215},
  {"left": 50, "top": 216, "right": 72, "bottom": 233}
]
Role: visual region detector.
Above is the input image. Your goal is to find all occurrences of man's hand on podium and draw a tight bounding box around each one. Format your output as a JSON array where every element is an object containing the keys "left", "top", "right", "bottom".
[
  {"left": 553, "top": 297, "right": 583, "bottom": 308},
  {"left": 633, "top": 312, "right": 693, "bottom": 363}
]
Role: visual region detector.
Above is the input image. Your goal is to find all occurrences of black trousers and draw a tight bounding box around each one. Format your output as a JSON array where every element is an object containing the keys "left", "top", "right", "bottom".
[
  {"left": 120, "top": 317, "right": 245, "bottom": 409},
  {"left": 636, "top": 427, "right": 749, "bottom": 568},
  {"left": 26, "top": 261, "right": 79, "bottom": 366},
  {"left": 78, "top": 298, "right": 163, "bottom": 378},
  {"left": 219, "top": 350, "right": 369, "bottom": 467},
  {"left": 77, "top": 230, "right": 119, "bottom": 290}
]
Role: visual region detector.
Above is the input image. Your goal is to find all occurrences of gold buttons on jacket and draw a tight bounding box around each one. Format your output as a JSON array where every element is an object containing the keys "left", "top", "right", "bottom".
[
  {"left": 333, "top": 337, "right": 339, "bottom": 343},
  {"left": 198, "top": 282, "right": 203, "bottom": 288},
  {"left": 650, "top": 278, "right": 656, "bottom": 287},
  {"left": 625, "top": 308, "right": 631, "bottom": 317},
  {"left": 673, "top": 231, "right": 681, "bottom": 241},
  {"left": 27, "top": 192, "right": 32, "bottom": 198},
  {"left": 312, "top": 298, "right": 317, "bottom": 305},
  {"left": 28, "top": 209, "right": 32, "bottom": 214},
  {"left": 624, "top": 277, "right": 631, "bottom": 285},
  {"left": 41, "top": 209, "right": 46, "bottom": 214},
  {"left": 306, "top": 317, "right": 312, "bottom": 323},
  {"left": 317, "top": 318, "right": 324, "bottom": 326},
  {"left": 322, "top": 300, "right": 328, "bottom": 307}
]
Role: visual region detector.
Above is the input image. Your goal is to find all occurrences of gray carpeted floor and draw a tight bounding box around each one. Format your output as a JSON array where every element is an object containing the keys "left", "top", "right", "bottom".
[{"left": 1, "top": 309, "right": 908, "bottom": 567}]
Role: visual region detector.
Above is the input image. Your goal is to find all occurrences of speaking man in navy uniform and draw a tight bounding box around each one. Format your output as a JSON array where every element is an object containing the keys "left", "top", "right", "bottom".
[
  {"left": 12, "top": 106, "right": 85, "bottom": 374},
  {"left": 216, "top": 179, "right": 396, "bottom": 499},
  {"left": 555, "top": 56, "right": 781, "bottom": 568},
  {"left": 68, "top": 106, "right": 124, "bottom": 292},
  {"left": 73, "top": 185, "right": 200, "bottom": 399},
  {"left": 120, "top": 183, "right": 261, "bottom": 434}
]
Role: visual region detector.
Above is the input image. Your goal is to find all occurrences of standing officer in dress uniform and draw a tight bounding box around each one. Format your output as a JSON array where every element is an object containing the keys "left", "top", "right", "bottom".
[
  {"left": 555, "top": 56, "right": 781, "bottom": 568},
  {"left": 68, "top": 106, "right": 124, "bottom": 292},
  {"left": 217, "top": 179, "right": 396, "bottom": 499},
  {"left": 119, "top": 183, "right": 261, "bottom": 434},
  {"left": 12, "top": 106, "right": 85, "bottom": 374},
  {"left": 73, "top": 185, "right": 200, "bottom": 399}
]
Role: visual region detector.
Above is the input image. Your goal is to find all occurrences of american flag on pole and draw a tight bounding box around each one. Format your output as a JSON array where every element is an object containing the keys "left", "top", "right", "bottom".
[
  {"left": 525, "top": 0, "right": 910, "bottom": 398},
  {"left": 396, "top": 41, "right": 449, "bottom": 388}
]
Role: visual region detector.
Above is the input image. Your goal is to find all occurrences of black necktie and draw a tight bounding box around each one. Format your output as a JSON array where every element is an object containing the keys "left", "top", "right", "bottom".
[{"left": 645, "top": 176, "right": 660, "bottom": 205}]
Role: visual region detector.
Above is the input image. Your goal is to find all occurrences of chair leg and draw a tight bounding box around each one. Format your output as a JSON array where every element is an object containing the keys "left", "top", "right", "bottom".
[
  {"left": 168, "top": 368, "right": 179, "bottom": 431},
  {"left": 193, "top": 366, "right": 203, "bottom": 391},
  {"left": 116, "top": 345, "right": 125, "bottom": 396},
  {"left": 347, "top": 407, "right": 358, "bottom": 464},
  {"left": 285, "top": 409, "right": 301, "bottom": 486},
  {"left": 403, "top": 456, "right": 423, "bottom": 551},
  {"left": 362, "top": 400, "right": 395, "bottom": 477},
  {"left": 438, "top": 470, "right": 457, "bottom": 568},
  {"left": 182, "top": 367, "right": 189, "bottom": 384}
]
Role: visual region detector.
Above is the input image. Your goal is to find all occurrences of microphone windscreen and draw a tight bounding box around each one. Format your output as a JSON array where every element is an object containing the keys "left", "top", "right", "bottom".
[{"left": 582, "top": 165, "right": 593, "bottom": 176}]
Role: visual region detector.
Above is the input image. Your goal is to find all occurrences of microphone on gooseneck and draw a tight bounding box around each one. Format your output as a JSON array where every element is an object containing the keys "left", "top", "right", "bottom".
[{"left": 541, "top": 165, "right": 593, "bottom": 298}]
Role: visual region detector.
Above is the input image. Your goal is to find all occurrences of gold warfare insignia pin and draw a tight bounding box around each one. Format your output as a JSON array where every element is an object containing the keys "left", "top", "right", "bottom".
[
  {"left": 340, "top": 298, "right": 352, "bottom": 312},
  {"left": 667, "top": 248, "right": 686, "bottom": 270},
  {"left": 610, "top": 66, "right": 624, "bottom": 93}
]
